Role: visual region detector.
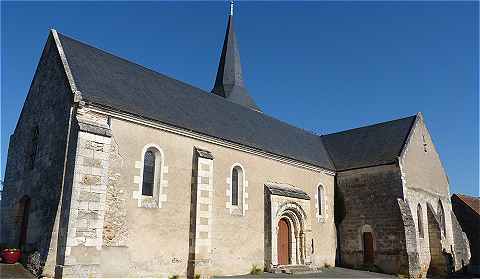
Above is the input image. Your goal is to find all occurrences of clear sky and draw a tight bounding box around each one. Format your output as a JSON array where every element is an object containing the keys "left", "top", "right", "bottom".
[{"left": 1, "top": 1, "right": 478, "bottom": 196}]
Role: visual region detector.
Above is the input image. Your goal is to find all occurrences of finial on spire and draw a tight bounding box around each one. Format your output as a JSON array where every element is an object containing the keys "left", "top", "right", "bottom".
[{"left": 229, "top": 0, "right": 234, "bottom": 16}]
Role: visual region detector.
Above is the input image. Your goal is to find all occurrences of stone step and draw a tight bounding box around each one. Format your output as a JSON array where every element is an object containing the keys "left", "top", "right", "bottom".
[{"left": 271, "top": 265, "right": 320, "bottom": 274}]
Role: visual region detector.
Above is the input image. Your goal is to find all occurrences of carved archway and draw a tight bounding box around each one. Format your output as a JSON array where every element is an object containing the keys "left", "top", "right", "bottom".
[{"left": 273, "top": 202, "right": 308, "bottom": 266}]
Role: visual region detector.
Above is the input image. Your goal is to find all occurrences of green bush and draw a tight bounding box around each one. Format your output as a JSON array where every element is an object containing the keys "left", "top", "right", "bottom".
[{"left": 250, "top": 264, "right": 262, "bottom": 275}]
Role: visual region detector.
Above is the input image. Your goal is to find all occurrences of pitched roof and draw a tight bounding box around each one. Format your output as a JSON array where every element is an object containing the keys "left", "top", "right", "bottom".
[
  {"left": 56, "top": 31, "right": 334, "bottom": 170},
  {"left": 453, "top": 194, "right": 480, "bottom": 215},
  {"left": 211, "top": 16, "right": 260, "bottom": 111},
  {"left": 321, "top": 115, "right": 417, "bottom": 171}
]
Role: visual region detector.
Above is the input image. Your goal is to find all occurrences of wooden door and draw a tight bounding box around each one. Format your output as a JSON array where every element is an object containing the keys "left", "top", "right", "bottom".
[
  {"left": 277, "top": 218, "right": 290, "bottom": 265},
  {"left": 363, "top": 232, "right": 374, "bottom": 265},
  {"left": 19, "top": 196, "right": 31, "bottom": 249}
]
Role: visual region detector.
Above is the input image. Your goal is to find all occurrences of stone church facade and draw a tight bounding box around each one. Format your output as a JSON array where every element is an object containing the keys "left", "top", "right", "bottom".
[{"left": 0, "top": 12, "right": 470, "bottom": 278}]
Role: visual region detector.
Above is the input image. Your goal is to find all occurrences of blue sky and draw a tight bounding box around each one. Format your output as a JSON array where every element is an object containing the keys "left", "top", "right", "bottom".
[{"left": 1, "top": 1, "right": 478, "bottom": 196}]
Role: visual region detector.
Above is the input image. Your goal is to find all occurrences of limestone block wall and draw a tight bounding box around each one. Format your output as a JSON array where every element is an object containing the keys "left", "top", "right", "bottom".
[
  {"left": 336, "top": 164, "right": 409, "bottom": 274},
  {"left": 188, "top": 150, "right": 215, "bottom": 277},
  {"left": 0, "top": 33, "right": 74, "bottom": 276},
  {"left": 70, "top": 110, "right": 336, "bottom": 278},
  {"left": 62, "top": 128, "right": 111, "bottom": 277},
  {"left": 399, "top": 114, "right": 470, "bottom": 275}
]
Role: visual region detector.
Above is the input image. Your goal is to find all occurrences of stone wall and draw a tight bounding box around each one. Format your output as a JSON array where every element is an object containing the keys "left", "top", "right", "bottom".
[
  {"left": 400, "top": 114, "right": 470, "bottom": 275},
  {"left": 397, "top": 199, "right": 421, "bottom": 277},
  {"left": 62, "top": 109, "right": 336, "bottom": 278},
  {"left": 451, "top": 195, "right": 478, "bottom": 274},
  {"left": 0, "top": 33, "right": 74, "bottom": 277},
  {"left": 336, "top": 164, "right": 409, "bottom": 275},
  {"left": 60, "top": 108, "right": 112, "bottom": 277}
]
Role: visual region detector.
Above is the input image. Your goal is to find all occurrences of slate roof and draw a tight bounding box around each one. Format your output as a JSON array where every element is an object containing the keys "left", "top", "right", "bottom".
[
  {"left": 56, "top": 32, "right": 334, "bottom": 170},
  {"left": 212, "top": 15, "right": 260, "bottom": 111},
  {"left": 265, "top": 183, "right": 311, "bottom": 200},
  {"left": 321, "top": 115, "right": 417, "bottom": 171},
  {"left": 453, "top": 194, "right": 480, "bottom": 215}
]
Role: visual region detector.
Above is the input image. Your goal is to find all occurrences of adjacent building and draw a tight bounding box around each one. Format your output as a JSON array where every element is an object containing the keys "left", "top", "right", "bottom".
[{"left": 451, "top": 194, "right": 479, "bottom": 275}]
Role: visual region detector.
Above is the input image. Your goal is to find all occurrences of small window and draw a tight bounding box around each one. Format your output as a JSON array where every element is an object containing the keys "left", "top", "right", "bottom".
[
  {"left": 422, "top": 134, "right": 428, "bottom": 153},
  {"left": 417, "top": 204, "right": 424, "bottom": 238},
  {"left": 437, "top": 200, "right": 446, "bottom": 236},
  {"left": 231, "top": 167, "right": 239, "bottom": 206},
  {"left": 29, "top": 127, "right": 39, "bottom": 169},
  {"left": 230, "top": 165, "right": 245, "bottom": 210},
  {"left": 142, "top": 150, "right": 156, "bottom": 196},
  {"left": 317, "top": 185, "right": 324, "bottom": 216}
]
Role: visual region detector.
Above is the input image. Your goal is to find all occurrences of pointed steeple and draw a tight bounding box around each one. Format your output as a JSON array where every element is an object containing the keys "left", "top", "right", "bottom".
[{"left": 212, "top": 2, "right": 261, "bottom": 111}]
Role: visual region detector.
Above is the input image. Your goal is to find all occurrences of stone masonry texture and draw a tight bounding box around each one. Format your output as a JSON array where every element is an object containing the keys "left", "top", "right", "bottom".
[{"left": 0, "top": 33, "right": 74, "bottom": 277}]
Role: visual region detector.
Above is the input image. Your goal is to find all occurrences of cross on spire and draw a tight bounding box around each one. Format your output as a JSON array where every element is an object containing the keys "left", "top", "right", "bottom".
[{"left": 230, "top": 0, "right": 234, "bottom": 16}]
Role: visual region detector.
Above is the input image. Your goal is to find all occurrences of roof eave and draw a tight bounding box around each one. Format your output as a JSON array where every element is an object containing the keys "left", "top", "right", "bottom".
[
  {"left": 83, "top": 100, "right": 336, "bottom": 173},
  {"left": 50, "top": 29, "right": 82, "bottom": 103}
]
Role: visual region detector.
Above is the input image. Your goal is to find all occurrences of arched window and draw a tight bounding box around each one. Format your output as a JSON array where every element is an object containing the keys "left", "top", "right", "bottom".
[
  {"left": 437, "top": 200, "right": 446, "bottom": 236},
  {"left": 230, "top": 165, "right": 244, "bottom": 208},
  {"left": 29, "top": 126, "right": 39, "bottom": 169},
  {"left": 142, "top": 149, "right": 156, "bottom": 196},
  {"left": 417, "top": 204, "right": 424, "bottom": 238},
  {"left": 317, "top": 185, "right": 324, "bottom": 216},
  {"left": 232, "top": 167, "right": 239, "bottom": 206}
]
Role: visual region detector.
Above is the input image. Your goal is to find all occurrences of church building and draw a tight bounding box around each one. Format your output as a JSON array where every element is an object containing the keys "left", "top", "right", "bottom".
[{"left": 0, "top": 5, "right": 471, "bottom": 278}]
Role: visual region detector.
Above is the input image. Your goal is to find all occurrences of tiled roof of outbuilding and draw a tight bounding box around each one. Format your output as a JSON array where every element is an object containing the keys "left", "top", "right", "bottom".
[
  {"left": 453, "top": 194, "right": 480, "bottom": 215},
  {"left": 56, "top": 32, "right": 334, "bottom": 170},
  {"left": 321, "top": 115, "right": 417, "bottom": 171}
]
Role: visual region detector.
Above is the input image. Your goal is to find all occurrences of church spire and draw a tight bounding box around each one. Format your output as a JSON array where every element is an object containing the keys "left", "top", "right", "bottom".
[{"left": 212, "top": 1, "right": 261, "bottom": 111}]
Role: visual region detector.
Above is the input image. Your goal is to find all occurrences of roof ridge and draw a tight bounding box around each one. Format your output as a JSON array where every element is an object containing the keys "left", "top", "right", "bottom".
[
  {"left": 323, "top": 115, "right": 417, "bottom": 137},
  {"left": 456, "top": 193, "right": 480, "bottom": 198},
  {"left": 453, "top": 194, "right": 480, "bottom": 215}
]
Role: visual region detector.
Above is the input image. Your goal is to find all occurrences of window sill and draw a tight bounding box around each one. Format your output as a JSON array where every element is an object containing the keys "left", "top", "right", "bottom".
[
  {"left": 230, "top": 206, "right": 244, "bottom": 216},
  {"left": 139, "top": 196, "right": 159, "bottom": 208}
]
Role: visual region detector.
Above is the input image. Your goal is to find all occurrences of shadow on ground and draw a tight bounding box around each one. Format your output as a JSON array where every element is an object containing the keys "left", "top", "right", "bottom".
[{"left": 214, "top": 267, "right": 397, "bottom": 278}]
